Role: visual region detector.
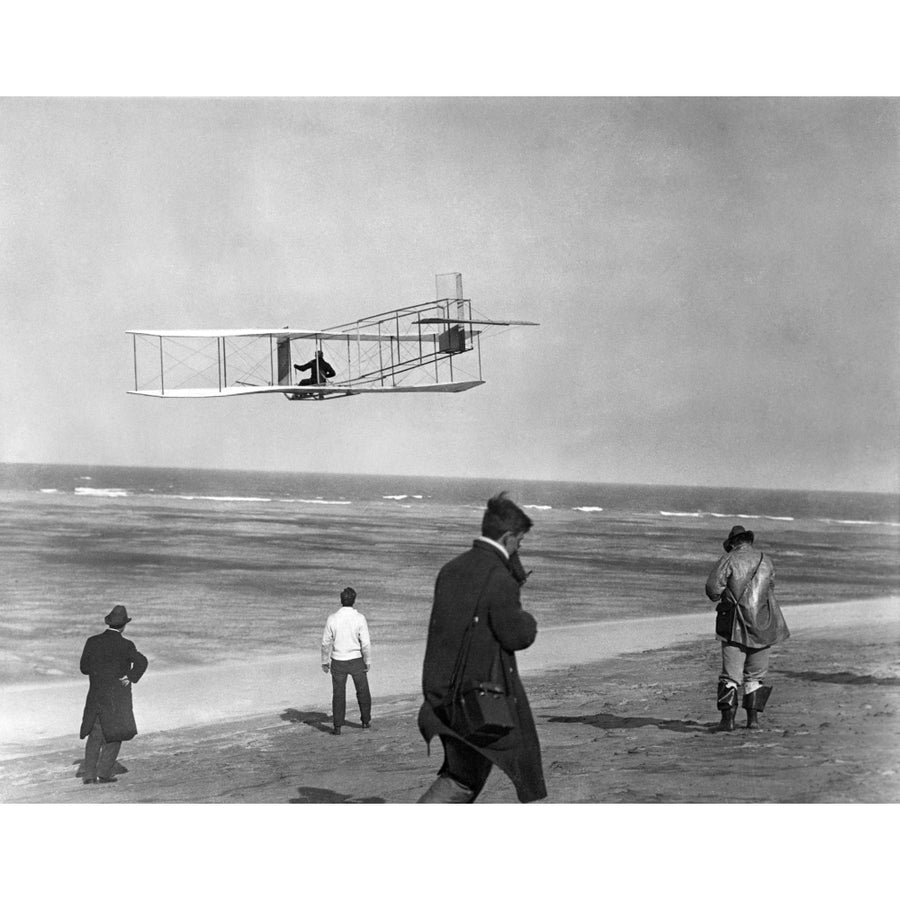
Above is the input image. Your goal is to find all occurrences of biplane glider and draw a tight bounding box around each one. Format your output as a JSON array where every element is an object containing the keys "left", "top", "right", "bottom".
[{"left": 127, "top": 274, "right": 538, "bottom": 401}]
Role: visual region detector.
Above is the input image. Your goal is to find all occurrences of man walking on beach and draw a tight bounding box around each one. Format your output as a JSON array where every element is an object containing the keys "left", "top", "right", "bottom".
[
  {"left": 321, "top": 587, "right": 372, "bottom": 735},
  {"left": 706, "top": 525, "right": 790, "bottom": 731},
  {"left": 417, "top": 492, "right": 546, "bottom": 803},
  {"left": 79, "top": 605, "right": 149, "bottom": 784}
]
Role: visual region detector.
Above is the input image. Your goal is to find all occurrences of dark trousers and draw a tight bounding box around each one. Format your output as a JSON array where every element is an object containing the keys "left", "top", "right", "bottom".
[
  {"left": 83, "top": 716, "right": 121, "bottom": 780},
  {"left": 330, "top": 657, "right": 371, "bottom": 727},
  {"left": 417, "top": 735, "right": 493, "bottom": 803}
]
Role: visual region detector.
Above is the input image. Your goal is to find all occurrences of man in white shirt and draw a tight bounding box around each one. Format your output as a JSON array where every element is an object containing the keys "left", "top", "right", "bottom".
[{"left": 321, "top": 587, "right": 372, "bottom": 735}]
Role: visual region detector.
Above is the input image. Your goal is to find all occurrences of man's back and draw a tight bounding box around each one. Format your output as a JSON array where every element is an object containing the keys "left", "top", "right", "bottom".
[
  {"left": 323, "top": 606, "right": 370, "bottom": 661},
  {"left": 80, "top": 631, "right": 147, "bottom": 684}
]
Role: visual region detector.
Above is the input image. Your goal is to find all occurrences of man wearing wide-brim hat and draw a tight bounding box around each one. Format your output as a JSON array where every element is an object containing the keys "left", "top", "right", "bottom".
[
  {"left": 705, "top": 525, "right": 790, "bottom": 731},
  {"left": 78, "top": 605, "right": 149, "bottom": 784}
]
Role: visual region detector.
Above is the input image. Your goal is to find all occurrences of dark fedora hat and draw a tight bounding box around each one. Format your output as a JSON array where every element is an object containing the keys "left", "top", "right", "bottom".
[
  {"left": 723, "top": 525, "right": 754, "bottom": 552},
  {"left": 104, "top": 605, "right": 132, "bottom": 627}
]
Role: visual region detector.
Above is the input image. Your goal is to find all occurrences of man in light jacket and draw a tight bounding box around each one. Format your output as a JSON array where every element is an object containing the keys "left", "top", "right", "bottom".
[
  {"left": 321, "top": 587, "right": 371, "bottom": 735},
  {"left": 706, "top": 525, "right": 790, "bottom": 731}
]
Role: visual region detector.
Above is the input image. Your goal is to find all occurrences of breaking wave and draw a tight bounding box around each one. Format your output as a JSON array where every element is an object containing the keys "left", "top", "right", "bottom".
[
  {"left": 676, "top": 511, "right": 796, "bottom": 522},
  {"left": 74, "top": 487, "right": 128, "bottom": 498},
  {"left": 174, "top": 495, "right": 352, "bottom": 505},
  {"left": 176, "top": 495, "right": 272, "bottom": 502},
  {"left": 826, "top": 518, "right": 900, "bottom": 528}
]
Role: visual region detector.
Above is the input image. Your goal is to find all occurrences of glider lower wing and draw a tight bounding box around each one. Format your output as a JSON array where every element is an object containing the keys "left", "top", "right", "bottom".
[{"left": 127, "top": 381, "right": 483, "bottom": 398}]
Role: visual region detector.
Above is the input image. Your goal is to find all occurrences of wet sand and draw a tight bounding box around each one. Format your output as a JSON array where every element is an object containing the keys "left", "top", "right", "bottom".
[{"left": 0, "top": 598, "right": 897, "bottom": 803}]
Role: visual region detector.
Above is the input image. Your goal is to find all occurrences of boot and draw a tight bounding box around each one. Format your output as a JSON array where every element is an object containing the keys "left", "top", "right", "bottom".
[
  {"left": 716, "top": 682, "right": 738, "bottom": 732},
  {"left": 743, "top": 685, "right": 772, "bottom": 729}
]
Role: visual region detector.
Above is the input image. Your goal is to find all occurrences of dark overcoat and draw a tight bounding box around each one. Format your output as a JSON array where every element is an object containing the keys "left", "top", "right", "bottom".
[
  {"left": 705, "top": 544, "right": 790, "bottom": 648},
  {"left": 79, "top": 629, "right": 149, "bottom": 743},
  {"left": 418, "top": 540, "right": 546, "bottom": 803}
]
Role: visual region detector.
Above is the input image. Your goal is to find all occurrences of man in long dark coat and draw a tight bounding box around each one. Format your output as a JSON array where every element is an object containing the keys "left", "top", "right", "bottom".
[
  {"left": 79, "top": 605, "right": 149, "bottom": 784},
  {"left": 417, "top": 492, "right": 546, "bottom": 803}
]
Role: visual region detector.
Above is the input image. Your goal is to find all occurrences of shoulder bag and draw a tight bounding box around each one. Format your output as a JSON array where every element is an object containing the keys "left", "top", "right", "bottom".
[{"left": 440, "top": 582, "right": 516, "bottom": 745}]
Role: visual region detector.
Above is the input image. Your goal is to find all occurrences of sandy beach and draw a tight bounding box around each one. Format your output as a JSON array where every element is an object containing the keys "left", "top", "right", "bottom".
[{"left": 0, "top": 597, "right": 897, "bottom": 803}]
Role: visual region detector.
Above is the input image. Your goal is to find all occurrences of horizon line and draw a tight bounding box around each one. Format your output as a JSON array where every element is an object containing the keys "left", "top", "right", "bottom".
[{"left": 1, "top": 459, "right": 897, "bottom": 498}]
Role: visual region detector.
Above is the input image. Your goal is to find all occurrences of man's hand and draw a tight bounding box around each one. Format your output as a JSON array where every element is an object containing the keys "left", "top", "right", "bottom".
[
  {"left": 322, "top": 664, "right": 330, "bottom": 674},
  {"left": 364, "top": 664, "right": 370, "bottom": 673},
  {"left": 118, "top": 675, "right": 130, "bottom": 686}
]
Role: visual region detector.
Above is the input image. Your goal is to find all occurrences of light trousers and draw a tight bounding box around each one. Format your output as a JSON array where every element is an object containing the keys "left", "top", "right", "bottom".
[{"left": 720, "top": 641, "right": 771, "bottom": 694}]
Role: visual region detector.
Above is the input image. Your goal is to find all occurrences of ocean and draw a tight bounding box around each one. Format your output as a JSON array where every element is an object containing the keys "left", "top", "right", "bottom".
[{"left": 1, "top": 463, "right": 897, "bottom": 687}]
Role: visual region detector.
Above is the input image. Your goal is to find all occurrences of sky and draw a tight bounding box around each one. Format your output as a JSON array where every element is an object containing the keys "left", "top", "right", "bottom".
[{"left": 1, "top": 96, "right": 898, "bottom": 493}]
